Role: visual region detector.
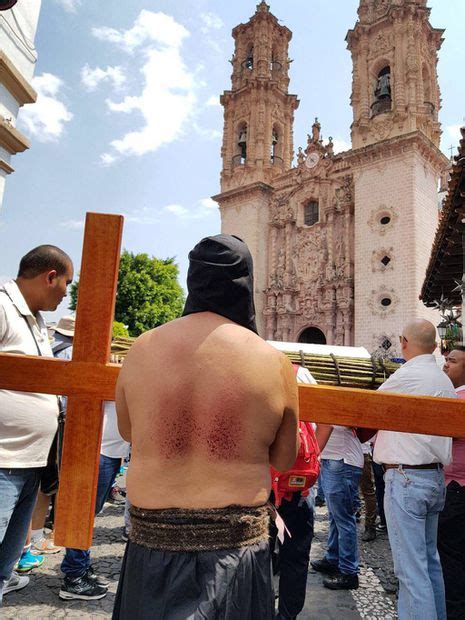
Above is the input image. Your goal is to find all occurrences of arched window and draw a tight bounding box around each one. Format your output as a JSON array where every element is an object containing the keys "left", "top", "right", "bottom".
[
  {"left": 270, "top": 125, "right": 282, "bottom": 164},
  {"left": 303, "top": 201, "right": 319, "bottom": 227},
  {"left": 234, "top": 122, "right": 247, "bottom": 166},
  {"left": 372, "top": 66, "right": 391, "bottom": 116},
  {"left": 244, "top": 45, "right": 254, "bottom": 71},
  {"left": 298, "top": 327, "right": 326, "bottom": 345}
]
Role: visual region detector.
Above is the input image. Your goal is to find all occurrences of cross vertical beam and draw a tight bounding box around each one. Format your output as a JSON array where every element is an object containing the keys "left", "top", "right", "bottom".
[{"left": 54, "top": 213, "right": 123, "bottom": 550}]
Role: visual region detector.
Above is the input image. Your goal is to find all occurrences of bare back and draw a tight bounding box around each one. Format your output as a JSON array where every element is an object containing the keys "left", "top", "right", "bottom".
[{"left": 116, "top": 312, "right": 299, "bottom": 509}]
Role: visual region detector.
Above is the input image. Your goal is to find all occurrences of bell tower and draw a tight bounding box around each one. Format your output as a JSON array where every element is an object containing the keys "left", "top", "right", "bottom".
[
  {"left": 347, "top": 0, "right": 443, "bottom": 149},
  {"left": 213, "top": 2, "right": 299, "bottom": 336},
  {"left": 346, "top": 0, "right": 449, "bottom": 353},
  {"left": 219, "top": 1, "right": 299, "bottom": 192}
]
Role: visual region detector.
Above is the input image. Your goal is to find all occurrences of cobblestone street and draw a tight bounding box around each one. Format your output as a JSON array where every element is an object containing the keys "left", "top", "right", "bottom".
[{"left": 2, "top": 501, "right": 398, "bottom": 619}]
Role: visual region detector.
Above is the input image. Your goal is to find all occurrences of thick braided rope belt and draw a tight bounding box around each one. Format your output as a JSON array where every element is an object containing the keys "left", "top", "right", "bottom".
[{"left": 129, "top": 504, "right": 269, "bottom": 552}]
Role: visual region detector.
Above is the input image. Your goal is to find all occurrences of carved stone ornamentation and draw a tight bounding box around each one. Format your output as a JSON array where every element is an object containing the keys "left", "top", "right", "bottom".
[
  {"left": 368, "top": 205, "right": 399, "bottom": 236},
  {"left": 367, "top": 286, "right": 400, "bottom": 318}
]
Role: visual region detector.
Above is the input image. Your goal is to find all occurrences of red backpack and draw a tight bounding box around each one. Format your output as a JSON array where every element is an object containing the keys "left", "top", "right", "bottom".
[{"left": 270, "top": 364, "right": 320, "bottom": 507}]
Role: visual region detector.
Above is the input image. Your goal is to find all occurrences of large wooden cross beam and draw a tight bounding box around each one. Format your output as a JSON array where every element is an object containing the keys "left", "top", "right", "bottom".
[{"left": 0, "top": 212, "right": 464, "bottom": 550}]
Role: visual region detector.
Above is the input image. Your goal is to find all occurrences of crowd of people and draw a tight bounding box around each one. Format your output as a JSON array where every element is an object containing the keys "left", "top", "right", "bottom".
[{"left": 0, "top": 238, "right": 464, "bottom": 620}]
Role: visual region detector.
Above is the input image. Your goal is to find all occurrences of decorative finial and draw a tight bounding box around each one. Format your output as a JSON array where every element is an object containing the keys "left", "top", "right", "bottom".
[{"left": 256, "top": 1, "right": 270, "bottom": 13}]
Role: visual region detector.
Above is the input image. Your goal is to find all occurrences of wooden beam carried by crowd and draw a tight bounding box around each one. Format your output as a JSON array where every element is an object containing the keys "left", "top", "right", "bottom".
[{"left": 1, "top": 211, "right": 465, "bottom": 550}]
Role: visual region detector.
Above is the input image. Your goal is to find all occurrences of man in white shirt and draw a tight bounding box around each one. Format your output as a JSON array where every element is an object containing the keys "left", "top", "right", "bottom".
[
  {"left": 373, "top": 319, "right": 456, "bottom": 620},
  {"left": 0, "top": 246, "right": 73, "bottom": 603}
]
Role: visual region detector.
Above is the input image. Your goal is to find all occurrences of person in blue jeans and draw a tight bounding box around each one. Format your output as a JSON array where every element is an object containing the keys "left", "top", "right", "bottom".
[
  {"left": 373, "top": 320, "right": 456, "bottom": 620},
  {"left": 311, "top": 426, "right": 363, "bottom": 590},
  {"left": 0, "top": 248, "right": 73, "bottom": 604},
  {"left": 59, "top": 453, "right": 121, "bottom": 600}
]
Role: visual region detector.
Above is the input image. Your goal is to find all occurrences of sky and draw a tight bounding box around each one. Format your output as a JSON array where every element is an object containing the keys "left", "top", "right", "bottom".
[{"left": 1, "top": 0, "right": 464, "bottom": 322}]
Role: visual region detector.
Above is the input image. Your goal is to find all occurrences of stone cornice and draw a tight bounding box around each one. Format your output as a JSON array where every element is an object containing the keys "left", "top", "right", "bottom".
[
  {"left": 0, "top": 52, "right": 36, "bottom": 105},
  {"left": 212, "top": 181, "right": 273, "bottom": 205},
  {"left": 341, "top": 131, "right": 448, "bottom": 172},
  {"left": 0, "top": 159, "right": 14, "bottom": 174},
  {"left": 0, "top": 115, "right": 30, "bottom": 154}
]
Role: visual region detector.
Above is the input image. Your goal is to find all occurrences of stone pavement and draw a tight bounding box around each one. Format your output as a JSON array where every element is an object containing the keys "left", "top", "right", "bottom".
[{"left": 2, "top": 500, "right": 398, "bottom": 619}]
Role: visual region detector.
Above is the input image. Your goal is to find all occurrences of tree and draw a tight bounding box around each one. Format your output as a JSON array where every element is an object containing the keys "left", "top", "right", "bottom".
[{"left": 70, "top": 250, "right": 185, "bottom": 336}]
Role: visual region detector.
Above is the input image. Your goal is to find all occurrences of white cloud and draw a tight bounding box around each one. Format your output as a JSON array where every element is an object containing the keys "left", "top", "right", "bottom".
[
  {"left": 92, "top": 10, "right": 189, "bottom": 54},
  {"left": 81, "top": 64, "right": 126, "bottom": 91},
  {"left": 19, "top": 73, "right": 73, "bottom": 143},
  {"left": 193, "top": 122, "right": 222, "bottom": 141},
  {"left": 54, "top": 0, "right": 80, "bottom": 13},
  {"left": 163, "top": 198, "right": 218, "bottom": 220},
  {"left": 164, "top": 204, "right": 189, "bottom": 217},
  {"left": 124, "top": 205, "right": 160, "bottom": 225},
  {"left": 331, "top": 138, "right": 351, "bottom": 154},
  {"left": 206, "top": 95, "right": 220, "bottom": 107},
  {"left": 100, "top": 153, "right": 117, "bottom": 166},
  {"left": 200, "top": 12, "right": 224, "bottom": 33},
  {"left": 93, "top": 12, "right": 196, "bottom": 164},
  {"left": 60, "top": 219, "right": 84, "bottom": 230},
  {"left": 446, "top": 124, "right": 462, "bottom": 146}
]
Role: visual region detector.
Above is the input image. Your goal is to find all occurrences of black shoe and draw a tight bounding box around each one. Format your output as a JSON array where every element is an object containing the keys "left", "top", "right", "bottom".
[
  {"left": 323, "top": 573, "right": 359, "bottom": 590},
  {"left": 376, "top": 522, "right": 387, "bottom": 533},
  {"left": 315, "top": 496, "right": 325, "bottom": 507},
  {"left": 85, "top": 565, "right": 109, "bottom": 588},
  {"left": 362, "top": 527, "right": 376, "bottom": 542},
  {"left": 59, "top": 574, "right": 108, "bottom": 600},
  {"left": 310, "top": 558, "right": 339, "bottom": 575}
]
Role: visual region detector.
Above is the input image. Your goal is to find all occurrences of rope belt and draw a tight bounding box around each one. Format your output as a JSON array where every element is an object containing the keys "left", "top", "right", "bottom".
[{"left": 129, "top": 504, "right": 269, "bottom": 552}]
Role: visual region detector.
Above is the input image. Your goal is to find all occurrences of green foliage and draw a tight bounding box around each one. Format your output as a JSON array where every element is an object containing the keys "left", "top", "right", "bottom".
[
  {"left": 69, "top": 250, "right": 185, "bottom": 336},
  {"left": 112, "top": 321, "right": 129, "bottom": 338}
]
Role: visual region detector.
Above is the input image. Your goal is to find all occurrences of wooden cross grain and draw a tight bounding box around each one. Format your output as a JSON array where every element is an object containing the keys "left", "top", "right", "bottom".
[{"left": 0, "top": 211, "right": 465, "bottom": 550}]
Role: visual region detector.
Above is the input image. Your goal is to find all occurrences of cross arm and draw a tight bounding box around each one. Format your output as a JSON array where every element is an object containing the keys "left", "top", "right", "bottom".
[
  {"left": 0, "top": 353, "right": 118, "bottom": 400},
  {"left": 300, "top": 383, "right": 465, "bottom": 437}
]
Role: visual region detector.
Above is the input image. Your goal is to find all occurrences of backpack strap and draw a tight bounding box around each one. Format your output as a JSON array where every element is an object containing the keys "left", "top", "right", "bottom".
[{"left": 52, "top": 341, "right": 72, "bottom": 355}]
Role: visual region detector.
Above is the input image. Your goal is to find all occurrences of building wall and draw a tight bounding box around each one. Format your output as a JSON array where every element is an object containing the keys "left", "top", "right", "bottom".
[
  {"left": 220, "top": 187, "right": 271, "bottom": 335},
  {"left": 353, "top": 141, "right": 441, "bottom": 353},
  {"left": 0, "top": 0, "right": 41, "bottom": 210}
]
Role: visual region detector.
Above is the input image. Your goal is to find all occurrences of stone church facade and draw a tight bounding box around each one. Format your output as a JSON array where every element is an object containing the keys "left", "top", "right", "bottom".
[{"left": 213, "top": 0, "right": 449, "bottom": 355}]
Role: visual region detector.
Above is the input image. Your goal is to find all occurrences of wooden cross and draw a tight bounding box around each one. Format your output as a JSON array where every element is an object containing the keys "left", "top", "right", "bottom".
[{"left": 0, "top": 212, "right": 465, "bottom": 550}]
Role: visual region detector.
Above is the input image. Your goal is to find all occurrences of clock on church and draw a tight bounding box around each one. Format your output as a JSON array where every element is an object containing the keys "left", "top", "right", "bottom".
[{"left": 305, "top": 152, "right": 320, "bottom": 169}]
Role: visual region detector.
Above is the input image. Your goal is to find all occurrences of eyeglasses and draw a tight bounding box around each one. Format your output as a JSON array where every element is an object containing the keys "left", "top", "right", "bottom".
[{"left": 399, "top": 335, "right": 408, "bottom": 344}]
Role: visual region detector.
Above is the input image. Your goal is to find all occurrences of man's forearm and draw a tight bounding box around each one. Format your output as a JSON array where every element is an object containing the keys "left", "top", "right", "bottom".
[{"left": 315, "top": 423, "right": 333, "bottom": 453}]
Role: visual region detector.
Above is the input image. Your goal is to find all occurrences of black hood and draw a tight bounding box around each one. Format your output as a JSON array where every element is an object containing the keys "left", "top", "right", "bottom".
[{"left": 182, "top": 234, "right": 258, "bottom": 334}]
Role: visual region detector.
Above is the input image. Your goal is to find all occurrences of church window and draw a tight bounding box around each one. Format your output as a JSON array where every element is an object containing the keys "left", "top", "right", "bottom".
[
  {"left": 381, "top": 255, "right": 391, "bottom": 267},
  {"left": 380, "top": 215, "right": 391, "bottom": 225},
  {"left": 372, "top": 66, "right": 391, "bottom": 116},
  {"left": 234, "top": 123, "right": 247, "bottom": 166},
  {"left": 244, "top": 45, "right": 254, "bottom": 71},
  {"left": 381, "top": 338, "right": 392, "bottom": 351},
  {"left": 271, "top": 125, "right": 283, "bottom": 164},
  {"left": 304, "top": 201, "right": 319, "bottom": 227},
  {"left": 381, "top": 297, "right": 392, "bottom": 307}
]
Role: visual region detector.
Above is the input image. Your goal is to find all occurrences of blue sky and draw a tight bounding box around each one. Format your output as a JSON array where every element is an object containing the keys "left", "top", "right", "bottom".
[{"left": 1, "top": 0, "right": 464, "bottom": 321}]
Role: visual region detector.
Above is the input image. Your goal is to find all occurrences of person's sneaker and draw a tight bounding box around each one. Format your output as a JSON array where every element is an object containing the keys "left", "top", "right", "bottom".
[
  {"left": 315, "top": 496, "right": 325, "bottom": 507},
  {"left": 323, "top": 573, "right": 359, "bottom": 590},
  {"left": 31, "top": 537, "right": 62, "bottom": 555},
  {"left": 3, "top": 572, "right": 30, "bottom": 595},
  {"left": 85, "top": 565, "right": 109, "bottom": 588},
  {"left": 16, "top": 549, "right": 44, "bottom": 573},
  {"left": 310, "top": 558, "right": 339, "bottom": 575},
  {"left": 376, "top": 522, "right": 387, "bottom": 532},
  {"left": 59, "top": 574, "right": 108, "bottom": 600},
  {"left": 362, "top": 526, "right": 376, "bottom": 542},
  {"left": 107, "top": 486, "right": 126, "bottom": 505}
]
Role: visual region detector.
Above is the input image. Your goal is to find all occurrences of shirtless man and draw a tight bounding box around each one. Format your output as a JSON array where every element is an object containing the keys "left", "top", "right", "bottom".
[{"left": 113, "top": 235, "right": 299, "bottom": 620}]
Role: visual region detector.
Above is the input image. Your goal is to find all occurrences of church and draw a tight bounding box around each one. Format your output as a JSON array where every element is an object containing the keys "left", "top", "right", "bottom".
[{"left": 213, "top": 0, "right": 449, "bottom": 356}]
